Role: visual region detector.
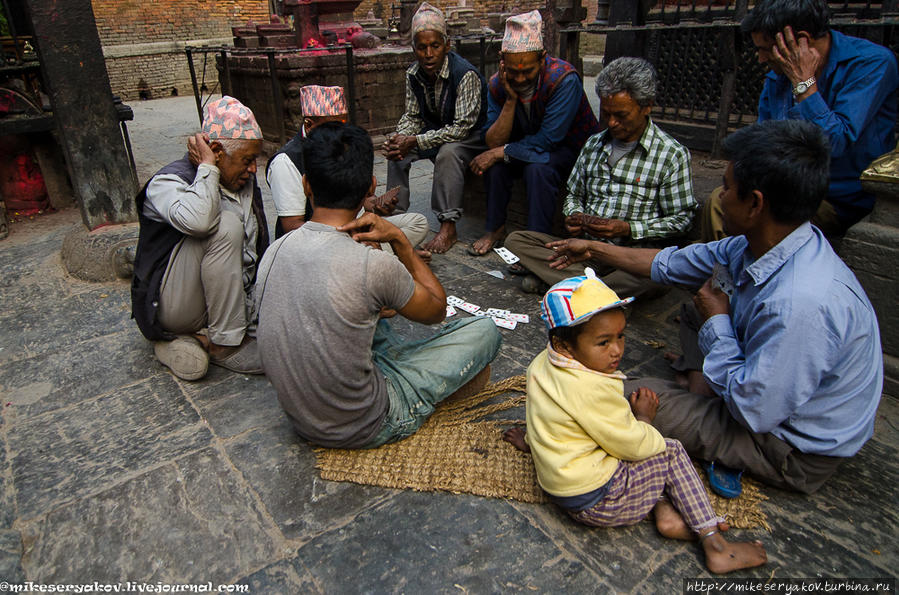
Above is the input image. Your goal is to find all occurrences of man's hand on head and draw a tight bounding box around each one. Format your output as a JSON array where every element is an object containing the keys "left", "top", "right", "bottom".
[
  {"left": 187, "top": 133, "right": 216, "bottom": 167},
  {"left": 337, "top": 212, "right": 403, "bottom": 245},
  {"left": 693, "top": 277, "right": 730, "bottom": 321},
  {"left": 771, "top": 25, "right": 823, "bottom": 86},
  {"left": 499, "top": 60, "right": 519, "bottom": 102}
]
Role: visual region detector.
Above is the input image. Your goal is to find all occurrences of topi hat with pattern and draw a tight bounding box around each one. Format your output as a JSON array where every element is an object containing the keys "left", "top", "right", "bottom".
[
  {"left": 201, "top": 96, "right": 262, "bottom": 140},
  {"left": 411, "top": 2, "right": 446, "bottom": 39},
  {"left": 502, "top": 10, "right": 544, "bottom": 53},
  {"left": 300, "top": 85, "right": 348, "bottom": 117},
  {"left": 540, "top": 267, "right": 634, "bottom": 331}
]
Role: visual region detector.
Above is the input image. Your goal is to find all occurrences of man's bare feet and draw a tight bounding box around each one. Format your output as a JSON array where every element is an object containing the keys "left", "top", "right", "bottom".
[
  {"left": 469, "top": 226, "right": 505, "bottom": 256},
  {"left": 422, "top": 221, "right": 457, "bottom": 254},
  {"left": 663, "top": 351, "right": 680, "bottom": 363},
  {"left": 502, "top": 427, "right": 531, "bottom": 453},
  {"left": 653, "top": 500, "right": 730, "bottom": 541},
  {"left": 701, "top": 531, "right": 766, "bottom": 574}
]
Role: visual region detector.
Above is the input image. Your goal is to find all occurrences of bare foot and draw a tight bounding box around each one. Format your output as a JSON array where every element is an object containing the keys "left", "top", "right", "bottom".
[
  {"left": 654, "top": 501, "right": 730, "bottom": 541},
  {"left": 422, "top": 221, "right": 457, "bottom": 254},
  {"left": 469, "top": 226, "right": 505, "bottom": 256},
  {"left": 502, "top": 427, "right": 531, "bottom": 453},
  {"left": 687, "top": 370, "right": 717, "bottom": 397},
  {"left": 663, "top": 351, "right": 680, "bottom": 363},
  {"left": 701, "top": 531, "right": 766, "bottom": 574},
  {"left": 654, "top": 500, "right": 694, "bottom": 540},
  {"left": 415, "top": 248, "right": 432, "bottom": 263}
]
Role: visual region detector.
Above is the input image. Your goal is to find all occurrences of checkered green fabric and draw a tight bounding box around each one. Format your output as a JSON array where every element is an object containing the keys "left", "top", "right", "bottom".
[{"left": 563, "top": 120, "right": 697, "bottom": 240}]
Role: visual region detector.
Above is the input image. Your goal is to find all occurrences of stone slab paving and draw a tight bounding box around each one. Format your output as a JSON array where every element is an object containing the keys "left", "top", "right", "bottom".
[{"left": 0, "top": 95, "right": 895, "bottom": 591}]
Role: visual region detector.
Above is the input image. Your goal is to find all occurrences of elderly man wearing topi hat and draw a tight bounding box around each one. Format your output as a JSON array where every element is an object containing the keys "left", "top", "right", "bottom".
[
  {"left": 132, "top": 96, "right": 269, "bottom": 381},
  {"left": 382, "top": 2, "right": 488, "bottom": 254},
  {"left": 468, "top": 10, "right": 601, "bottom": 256},
  {"left": 267, "top": 85, "right": 429, "bottom": 252}
]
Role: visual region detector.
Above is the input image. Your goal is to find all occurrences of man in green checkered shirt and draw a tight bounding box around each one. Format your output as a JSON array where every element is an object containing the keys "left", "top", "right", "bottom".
[{"left": 505, "top": 57, "right": 698, "bottom": 298}]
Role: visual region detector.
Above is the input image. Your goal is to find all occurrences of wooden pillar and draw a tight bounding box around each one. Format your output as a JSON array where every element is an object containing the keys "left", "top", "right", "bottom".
[{"left": 24, "top": 0, "right": 138, "bottom": 230}]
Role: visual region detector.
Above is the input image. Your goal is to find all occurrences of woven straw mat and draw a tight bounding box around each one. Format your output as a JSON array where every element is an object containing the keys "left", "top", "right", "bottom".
[{"left": 314, "top": 375, "right": 768, "bottom": 530}]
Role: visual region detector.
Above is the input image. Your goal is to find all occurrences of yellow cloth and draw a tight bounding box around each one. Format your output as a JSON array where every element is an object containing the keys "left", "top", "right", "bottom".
[{"left": 524, "top": 346, "right": 666, "bottom": 497}]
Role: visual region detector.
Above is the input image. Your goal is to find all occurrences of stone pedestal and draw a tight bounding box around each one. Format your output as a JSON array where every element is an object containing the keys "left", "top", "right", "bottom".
[{"left": 841, "top": 157, "right": 899, "bottom": 398}]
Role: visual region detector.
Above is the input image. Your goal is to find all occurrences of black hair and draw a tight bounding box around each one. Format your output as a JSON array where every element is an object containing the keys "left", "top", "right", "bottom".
[
  {"left": 722, "top": 120, "right": 830, "bottom": 225},
  {"left": 302, "top": 122, "right": 374, "bottom": 210},
  {"left": 741, "top": 0, "right": 831, "bottom": 39}
]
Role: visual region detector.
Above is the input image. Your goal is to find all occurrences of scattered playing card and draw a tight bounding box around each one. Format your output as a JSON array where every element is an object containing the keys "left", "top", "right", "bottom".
[
  {"left": 486, "top": 270, "right": 505, "bottom": 279},
  {"left": 473, "top": 310, "right": 487, "bottom": 317},
  {"left": 493, "top": 246, "right": 520, "bottom": 264},
  {"left": 492, "top": 316, "right": 517, "bottom": 329},
  {"left": 446, "top": 295, "right": 464, "bottom": 307},
  {"left": 485, "top": 308, "right": 511, "bottom": 318},
  {"left": 446, "top": 305, "right": 457, "bottom": 317},
  {"left": 458, "top": 301, "right": 481, "bottom": 314},
  {"left": 508, "top": 313, "right": 530, "bottom": 323}
]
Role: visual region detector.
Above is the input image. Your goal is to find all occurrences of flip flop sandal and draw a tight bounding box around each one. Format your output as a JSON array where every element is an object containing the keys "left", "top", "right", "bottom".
[
  {"left": 507, "top": 262, "right": 529, "bottom": 275},
  {"left": 705, "top": 461, "right": 743, "bottom": 499}
]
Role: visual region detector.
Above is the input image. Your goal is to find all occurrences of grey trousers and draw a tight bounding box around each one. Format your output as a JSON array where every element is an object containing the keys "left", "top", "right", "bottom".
[
  {"left": 158, "top": 210, "right": 248, "bottom": 347},
  {"left": 624, "top": 302, "right": 844, "bottom": 494},
  {"left": 386, "top": 133, "right": 486, "bottom": 222},
  {"left": 383, "top": 212, "right": 429, "bottom": 251},
  {"left": 504, "top": 230, "right": 666, "bottom": 300}
]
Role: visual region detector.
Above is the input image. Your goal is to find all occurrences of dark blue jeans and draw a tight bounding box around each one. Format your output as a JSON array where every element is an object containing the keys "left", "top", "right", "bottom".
[{"left": 483, "top": 144, "right": 579, "bottom": 234}]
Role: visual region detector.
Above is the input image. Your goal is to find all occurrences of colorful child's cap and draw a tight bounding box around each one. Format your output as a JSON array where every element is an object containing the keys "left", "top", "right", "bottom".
[
  {"left": 502, "top": 10, "right": 544, "bottom": 53},
  {"left": 201, "top": 96, "right": 262, "bottom": 140},
  {"left": 411, "top": 2, "right": 446, "bottom": 39},
  {"left": 540, "top": 268, "right": 634, "bottom": 330},
  {"left": 300, "top": 85, "right": 348, "bottom": 117}
]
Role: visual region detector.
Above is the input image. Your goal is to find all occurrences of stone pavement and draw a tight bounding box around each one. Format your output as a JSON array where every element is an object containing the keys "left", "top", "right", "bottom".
[{"left": 0, "top": 94, "right": 895, "bottom": 592}]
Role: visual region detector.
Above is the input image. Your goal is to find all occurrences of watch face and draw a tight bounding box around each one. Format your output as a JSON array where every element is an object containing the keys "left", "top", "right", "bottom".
[{"left": 796, "top": 82, "right": 808, "bottom": 94}]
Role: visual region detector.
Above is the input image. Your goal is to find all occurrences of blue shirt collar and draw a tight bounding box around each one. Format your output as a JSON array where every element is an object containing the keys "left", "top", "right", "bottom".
[{"left": 740, "top": 221, "right": 814, "bottom": 286}]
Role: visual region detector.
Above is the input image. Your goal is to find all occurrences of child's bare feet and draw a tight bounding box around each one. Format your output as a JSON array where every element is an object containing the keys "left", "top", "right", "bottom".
[
  {"left": 701, "top": 530, "right": 766, "bottom": 574},
  {"left": 502, "top": 427, "right": 531, "bottom": 453},
  {"left": 653, "top": 501, "right": 730, "bottom": 541}
]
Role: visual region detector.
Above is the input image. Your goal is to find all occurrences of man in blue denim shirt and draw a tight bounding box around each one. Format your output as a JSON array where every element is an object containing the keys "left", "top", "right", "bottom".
[
  {"left": 547, "top": 120, "right": 883, "bottom": 493},
  {"left": 703, "top": 0, "right": 898, "bottom": 239}
]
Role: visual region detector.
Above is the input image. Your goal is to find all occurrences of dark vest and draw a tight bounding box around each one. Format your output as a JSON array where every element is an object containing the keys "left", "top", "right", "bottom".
[
  {"left": 131, "top": 156, "right": 269, "bottom": 341},
  {"left": 408, "top": 51, "right": 488, "bottom": 158},
  {"left": 266, "top": 132, "right": 311, "bottom": 236},
  {"left": 487, "top": 56, "right": 600, "bottom": 153}
]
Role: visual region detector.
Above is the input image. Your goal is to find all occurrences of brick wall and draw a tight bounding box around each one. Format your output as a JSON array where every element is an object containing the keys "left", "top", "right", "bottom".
[
  {"left": 92, "top": 0, "right": 270, "bottom": 100},
  {"left": 352, "top": 0, "right": 544, "bottom": 28}
]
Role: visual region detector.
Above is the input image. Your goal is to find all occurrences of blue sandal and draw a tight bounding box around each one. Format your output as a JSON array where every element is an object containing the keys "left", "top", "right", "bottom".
[{"left": 705, "top": 461, "right": 743, "bottom": 499}]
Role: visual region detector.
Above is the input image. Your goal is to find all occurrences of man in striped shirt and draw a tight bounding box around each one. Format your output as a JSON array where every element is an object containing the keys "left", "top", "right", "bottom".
[{"left": 505, "top": 57, "right": 698, "bottom": 298}]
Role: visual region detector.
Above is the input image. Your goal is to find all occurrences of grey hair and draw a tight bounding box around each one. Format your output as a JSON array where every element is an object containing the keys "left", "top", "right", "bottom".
[
  {"left": 215, "top": 138, "right": 249, "bottom": 155},
  {"left": 594, "top": 57, "right": 658, "bottom": 108}
]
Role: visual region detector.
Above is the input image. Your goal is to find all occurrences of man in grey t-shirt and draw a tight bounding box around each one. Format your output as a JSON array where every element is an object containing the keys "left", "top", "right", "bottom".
[{"left": 256, "top": 123, "right": 502, "bottom": 449}]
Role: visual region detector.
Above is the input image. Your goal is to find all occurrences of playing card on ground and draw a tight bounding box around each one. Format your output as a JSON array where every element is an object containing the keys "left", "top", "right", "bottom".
[
  {"left": 493, "top": 247, "right": 520, "bottom": 264},
  {"left": 446, "top": 305, "right": 457, "bottom": 317},
  {"left": 508, "top": 313, "right": 530, "bottom": 323},
  {"left": 458, "top": 301, "right": 481, "bottom": 314},
  {"left": 446, "top": 295, "right": 464, "bottom": 307},
  {"left": 485, "top": 308, "right": 511, "bottom": 317},
  {"left": 492, "top": 316, "right": 517, "bottom": 329}
]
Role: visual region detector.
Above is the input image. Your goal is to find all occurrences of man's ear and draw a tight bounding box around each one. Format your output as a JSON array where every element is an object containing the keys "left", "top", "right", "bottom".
[
  {"left": 368, "top": 175, "right": 377, "bottom": 198},
  {"left": 303, "top": 117, "right": 314, "bottom": 131},
  {"left": 747, "top": 189, "right": 766, "bottom": 220},
  {"left": 209, "top": 140, "right": 225, "bottom": 157}
]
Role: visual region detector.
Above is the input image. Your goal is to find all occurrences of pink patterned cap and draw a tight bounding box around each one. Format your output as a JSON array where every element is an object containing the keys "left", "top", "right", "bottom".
[
  {"left": 201, "top": 96, "right": 262, "bottom": 140},
  {"left": 411, "top": 2, "right": 446, "bottom": 39},
  {"left": 502, "top": 10, "right": 544, "bottom": 53},
  {"left": 300, "top": 85, "right": 348, "bottom": 117}
]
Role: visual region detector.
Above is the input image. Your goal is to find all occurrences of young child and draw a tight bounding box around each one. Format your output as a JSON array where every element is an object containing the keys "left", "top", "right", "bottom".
[{"left": 504, "top": 269, "right": 767, "bottom": 574}]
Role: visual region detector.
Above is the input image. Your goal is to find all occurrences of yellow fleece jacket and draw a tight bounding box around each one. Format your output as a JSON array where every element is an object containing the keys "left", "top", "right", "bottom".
[{"left": 524, "top": 346, "right": 666, "bottom": 497}]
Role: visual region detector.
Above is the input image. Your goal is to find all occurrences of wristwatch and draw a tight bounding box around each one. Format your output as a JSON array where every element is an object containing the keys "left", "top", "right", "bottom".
[
  {"left": 503, "top": 144, "right": 511, "bottom": 163},
  {"left": 792, "top": 76, "right": 816, "bottom": 96}
]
